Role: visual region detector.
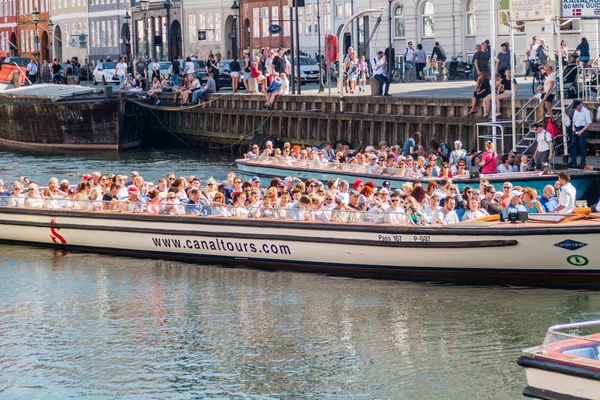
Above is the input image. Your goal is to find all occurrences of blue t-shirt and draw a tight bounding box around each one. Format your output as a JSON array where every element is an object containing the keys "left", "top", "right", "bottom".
[
  {"left": 182, "top": 199, "right": 204, "bottom": 215},
  {"left": 403, "top": 138, "right": 416, "bottom": 156},
  {"left": 0, "top": 190, "right": 10, "bottom": 206},
  {"left": 577, "top": 43, "right": 590, "bottom": 58},
  {"left": 539, "top": 196, "right": 559, "bottom": 212}
]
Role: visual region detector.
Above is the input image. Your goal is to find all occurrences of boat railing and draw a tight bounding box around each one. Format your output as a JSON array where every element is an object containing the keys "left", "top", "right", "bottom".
[
  {"left": 542, "top": 320, "right": 600, "bottom": 349},
  {"left": 242, "top": 155, "right": 478, "bottom": 179}
]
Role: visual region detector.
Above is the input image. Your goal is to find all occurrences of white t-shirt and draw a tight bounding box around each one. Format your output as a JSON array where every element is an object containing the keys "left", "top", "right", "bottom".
[
  {"left": 405, "top": 47, "right": 416, "bottom": 63},
  {"left": 572, "top": 107, "right": 592, "bottom": 127},
  {"left": 186, "top": 61, "right": 196, "bottom": 74},
  {"left": 116, "top": 62, "right": 127, "bottom": 76},
  {"left": 527, "top": 43, "right": 539, "bottom": 61},
  {"left": 432, "top": 208, "right": 459, "bottom": 225},
  {"left": 544, "top": 71, "right": 556, "bottom": 94},
  {"left": 536, "top": 129, "right": 553, "bottom": 152},
  {"left": 558, "top": 182, "right": 576, "bottom": 214}
]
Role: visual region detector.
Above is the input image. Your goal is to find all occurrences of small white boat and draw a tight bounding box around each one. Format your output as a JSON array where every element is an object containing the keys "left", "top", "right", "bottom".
[
  {"left": 0, "top": 206, "right": 599, "bottom": 287},
  {"left": 518, "top": 320, "right": 600, "bottom": 400}
]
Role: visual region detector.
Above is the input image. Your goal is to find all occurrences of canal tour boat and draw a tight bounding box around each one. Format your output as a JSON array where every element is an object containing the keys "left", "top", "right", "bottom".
[
  {"left": 236, "top": 157, "right": 600, "bottom": 198},
  {"left": 0, "top": 205, "right": 598, "bottom": 287},
  {"left": 518, "top": 320, "right": 600, "bottom": 400}
]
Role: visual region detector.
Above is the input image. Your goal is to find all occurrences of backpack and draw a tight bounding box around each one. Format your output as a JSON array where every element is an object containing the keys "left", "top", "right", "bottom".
[{"left": 546, "top": 118, "right": 561, "bottom": 138}]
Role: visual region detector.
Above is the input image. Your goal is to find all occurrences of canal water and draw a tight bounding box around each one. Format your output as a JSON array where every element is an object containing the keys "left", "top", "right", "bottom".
[{"left": 0, "top": 148, "right": 599, "bottom": 399}]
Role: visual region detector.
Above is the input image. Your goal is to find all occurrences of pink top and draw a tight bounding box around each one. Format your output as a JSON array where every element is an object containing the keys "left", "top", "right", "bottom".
[{"left": 481, "top": 151, "right": 498, "bottom": 174}]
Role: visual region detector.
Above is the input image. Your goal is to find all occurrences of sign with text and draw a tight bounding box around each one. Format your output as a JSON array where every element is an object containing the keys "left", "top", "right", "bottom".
[
  {"left": 563, "top": 0, "right": 600, "bottom": 18},
  {"left": 510, "top": 0, "right": 553, "bottom": 21}
]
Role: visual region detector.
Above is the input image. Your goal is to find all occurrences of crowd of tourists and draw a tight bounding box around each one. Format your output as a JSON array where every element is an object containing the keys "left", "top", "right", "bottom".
[{"left": 0, "top": 138, "right": 591, "bottom": 225}]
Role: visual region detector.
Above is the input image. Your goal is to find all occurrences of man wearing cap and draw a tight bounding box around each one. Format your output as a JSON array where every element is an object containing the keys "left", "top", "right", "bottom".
[
  {"left": 120, "top": 186, "right": 146, "bottom": 213},
  {"left": 569, "top": 100, "right": 592, "bottom": 167},
  {"left": 554, "top": 171, "right": 576, "bottom": 214},
  {"left": 531, "top": 122, "right": 553, "bottom": 170},
  {"left": 502, "top": 190, "right": 527, "bottom": 220},
  {"left": 126, "top": 171, "right": 140, "bottom": 187},
  {"left": 250, "top": 176, "right": 262, "bottom": 190},
  {"left": 0, "top": 180, "right": 10, "bottom": 206}
]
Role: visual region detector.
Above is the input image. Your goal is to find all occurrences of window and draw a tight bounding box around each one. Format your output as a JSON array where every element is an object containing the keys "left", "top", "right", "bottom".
[
  {"left": 252, "top": 8, "right": 259, "bottom": 37},
  {"left": 215, "top": 11, "right": 221, "bottom": 43},
  {"left": 559, "top": 18, "right": 581, "bottom": 32},
  {"left": 466, "top": 0, "right": 475, "bottom": 35},
  {"left": 498, "top": 0, "right": 523, "bottom": 33},
  {"left": 271, "top": 6, "right": 279, "bottom": 35},
  {"left": 422, "top": 1, "right": 434, "bottom": 37},
  {"left": 199, "top": 11, "right": 206, "bottom": 39},
  {"left": 107, "top": 20, "right": 112, "bottom": 47},
  {"left": 306, "top": 4, "right": 313, "bottom": 34},
  {"left": 298, "top": 7, "right": 304, "bottom": 35},
  {"left": 324, "top": 2, "right": 330, "bottom": 33},
  {"left": 101, "top": 21, "right": 105, "bottom": 47},
  {"left": 283, "top": 8, "right": 290, "bottom": 36},
  {"left": 113, "top": 20, "right": 118, "bottom": 46},
  {"left": 394, "top": 3, "right": 405, "bottom": 38},
  {"left": 261, "top": 7, "right": 268, "bottom": 38},
  {"left": 344, "top": 1, "right": 351, "bottom": 18},
  {"left": 188, "top": 14, "right": 196, "bottom": 43},
  {"left": 335, "top": 1, "right": 342, "bottom": 18},
  {"left": 20, "top": 30, "right": 24, "bottom": 52},
  {"left": 91, "top": 22, "right": 95, "bottom": 46},
  {"left": 207, "top": 11, "right": 213, "bottom": 42}
]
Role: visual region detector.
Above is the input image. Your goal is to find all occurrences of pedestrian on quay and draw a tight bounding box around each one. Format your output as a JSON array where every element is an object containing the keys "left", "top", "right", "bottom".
[
  {"left": 569, "top": 100, "right": 592, "bottom": 167},
  {"left": 358, "top": 55, "right": 369, "bottom": 92},
  {"left": 42, "top": 60, "right": 51, "bottom": 83},
  {"left": 72, "top": 58, "right": 81, "bottom": 84},
  {"left": 404, "top": 41, "right": 416, "bottom": 82},
  {"left": 524, "top": 36, "right": 538, "bottom": 81},
  {"left": 170, "top": 56, "right": 181, "bottom": 86},
  {"left": 116, "top": 57, "right": 128, "bottom": 87},
  {"left": 473, "top": 41, "right": 490, "bottom": 81},
  {"left": 495, "top": 42, "right": 512, "bottom": 76},
  {"left": 51, "top": 59, "right": 62, "bottom": 84},
  {"left": 373, "top": 51, "right": 391, "bottom": 96},
  {"left": 415, "top": 44, "right": 427, "bottom": 81},
  {"left": 26, "top": 58, "right": 38, "bottom": 84},
  {"left": 575, "top": 37, "right": 590, "bottom": 68},
  {"left": 536, "top": 38, "right": 549, "bottom": 66},
  {"left": 231, "top": 56, "right": 241, "bottom": 92},
  {"left": 242, "top": 50, "right": 252, "bottom": 91}
]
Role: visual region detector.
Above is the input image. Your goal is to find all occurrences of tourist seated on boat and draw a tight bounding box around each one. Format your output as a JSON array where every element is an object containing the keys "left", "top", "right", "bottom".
[
  {"left": 500, "top": 182, "right": 513, "bottom": 208},
  {"left": 102, "top": 183, "right": 120, "bottom": 211},
  {"left": 501, "top": 190, "right": 527, "bottom": 221},
  {"left": 182, "top": 188, "right": 207, "bottom": 216},
  {"left": 8, "top": 181, "right": 25, "bottom": 207},
  {"left": 146, "top": 189, "right": 161, "bottom": 214},
  {"left": 481, "top": 185, "right": 502, "bottom": 215},
  {"left": 497, "top": 154, "right": 514, "bottom": 174},
  {"left": 517, "top": 154, "right": 532, "bottom": 172},
  {"left": 405, "top": 196, "right": 429, "bottom": 225},
  {"left": 469, "top": 153, "right": 482, "bottom": 173},
  {"left": 120, "top": 186, "right": 146, "bottom": 213},
  {"left": 539, "top": 185, "right": 559, "bottom": 213},
  {"left": 432, "top": 196, "right": 459, "bottom": 225},
  {"left": 554, "top": 172, "right": 576, "bottom": 214},
  {"left": 522, "top": 188, "right": 545, "bottom": 213},
  {"left": 24, "top": 183, "right": 44, "bottom": 209},
  {"left": 229, "top": 192, "right": 249, "bottom": 218},
  {"left": 462, "top": 198, "right": 490, "bottom": 221},
  {"left": 247, "top": 145, "right": 260, "bottom": 158},
  {"left": 480, "top": 141, "right": 499, "bottom": 174},
  {"left": 423, "top": 194, "right": 441, "bottom": 220},
  {"left": 162, "top": 192, "right": 184, "bottom": 215},
  {"left": 0, "top": 179, "right": 9, "bottom": 206}
]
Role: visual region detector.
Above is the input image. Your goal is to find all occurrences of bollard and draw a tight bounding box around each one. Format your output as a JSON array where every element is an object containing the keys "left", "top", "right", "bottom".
[
  {"left": 12, "top": 71, "right": 20, "bottom": 88},
  {"left": 103, "top": 86, "right": 113, "bottom": 98},
  {"left": 369, "top": 77, "right": 381, "bottom": 97},
  {"left": 248, "top": 78, "right": 258, "bottom": 93}
]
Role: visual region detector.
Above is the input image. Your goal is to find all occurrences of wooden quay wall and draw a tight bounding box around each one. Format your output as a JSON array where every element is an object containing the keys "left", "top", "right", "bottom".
[{"left": 145, "top": 93, "right": 534, "bottom": 151}]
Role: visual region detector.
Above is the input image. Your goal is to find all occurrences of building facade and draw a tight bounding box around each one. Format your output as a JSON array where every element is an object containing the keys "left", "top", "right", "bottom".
[
  {"left": 50, "top": 0, "right": 88, "bottom": 63},
  {"left": 0, "top": 0, "right": 18, "bottom": 57},
  {"left": 18, "top": 0, "right": 50, "bottom": 61},
  {"left": 132, "top": 0, "right": 183, "bottom": 61},
  {"left": 239, "top": 0, "right": 291, "bottom": 57},
  {"left": 183, "top": 0, "right": 241, "bottom": 60},
  {"left": 87, "top": 0, "right": 129, "bottom": 64}
]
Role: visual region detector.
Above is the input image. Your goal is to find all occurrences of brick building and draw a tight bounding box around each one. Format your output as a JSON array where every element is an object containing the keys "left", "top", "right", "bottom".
[
  {"left": 239, "top": 0, "right": 291, "bottom": 57},
  {"left": 0, "top": 0, "right": 18, "bottom": 58},
  {"left": 18, "top": 0, "right": 50, "bottom": 61}
]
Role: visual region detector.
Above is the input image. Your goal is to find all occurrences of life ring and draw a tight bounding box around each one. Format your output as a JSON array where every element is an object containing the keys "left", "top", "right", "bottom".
[{"left": 325, "top": 34, "right": 338, "bottom": 63}]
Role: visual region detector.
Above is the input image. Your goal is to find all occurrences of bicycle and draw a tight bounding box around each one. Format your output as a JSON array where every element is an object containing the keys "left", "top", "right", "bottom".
[
  {"left": 530, "top": 61, "right": 545, "bottom": 94},
  {"left": 390, "top": 65, "right": 404, "bottom": 83},
  {"left": 430, "top": 59, "right": 448, "bottom": 82}
]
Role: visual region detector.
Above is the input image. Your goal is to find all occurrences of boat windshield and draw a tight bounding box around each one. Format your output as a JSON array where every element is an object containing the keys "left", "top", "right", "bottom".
[{"left": 541, "top": 320, "right": 600, "bottom": 361}]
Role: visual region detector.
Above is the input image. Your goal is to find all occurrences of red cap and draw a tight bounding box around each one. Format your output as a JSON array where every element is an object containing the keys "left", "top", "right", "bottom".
[
  {"left": 353, "top": 179, "right": 364, "bottom": 191},
  {"left": 83, "top": 174, "right": 92, "bottom": 180},
  {"left": 128, "top": 185, "right": 139, "bottom": 193}
]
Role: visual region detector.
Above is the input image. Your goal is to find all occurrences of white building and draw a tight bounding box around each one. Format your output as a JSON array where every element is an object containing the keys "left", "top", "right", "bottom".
[
  {"left": 50, "top": 0, "right": 89, "bottom": 62},
  {"left": 183, "top": 0, "right": 239, "bottom": 60},
  {"left": 297, "top": 0, "right": 599, "bottom": 73}
]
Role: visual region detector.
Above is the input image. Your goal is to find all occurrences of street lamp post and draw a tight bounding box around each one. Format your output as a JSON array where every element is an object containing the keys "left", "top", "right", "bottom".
[
  {"left": 140, "top": 0, "right": 150, "bottom": 58},
  {"left": 231, "top": 0, "right": 240, "bottom": 59},
  {"left": 32, "top": 6, "right": 40, "bottom": 84},
  {"left": 163, "top": 1, "right": 171, "bottom": 60},
  {"left": 124, "top": 10, "right": 131, "bottom": 62},
  {"left": 316, "top": 0, "right": 324, "bottom": 93},
  {"left": 48, "top": 19, "right": 54, "bottom": 63}
]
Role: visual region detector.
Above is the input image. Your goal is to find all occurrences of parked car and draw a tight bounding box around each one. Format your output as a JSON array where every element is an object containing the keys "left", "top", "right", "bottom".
[
  {"left": 294, "top": 56, "right": 321, "bottom": 84},
  {"left": 199, "top": 60, "right": 244, "bottom": 89},
  {"left": 92, "top": 61, "right": 119, "bottom": 85},
  {"left": 147, "top": 61, "right": 172, "bottom": 79},
  {"left": 4, "top": 57, "right": 30, "bottom": 67}
]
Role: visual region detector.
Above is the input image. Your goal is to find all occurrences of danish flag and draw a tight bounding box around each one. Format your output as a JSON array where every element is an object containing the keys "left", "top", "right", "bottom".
[{"left": 573, "top": 9, "right": 582, "bottom": 16}]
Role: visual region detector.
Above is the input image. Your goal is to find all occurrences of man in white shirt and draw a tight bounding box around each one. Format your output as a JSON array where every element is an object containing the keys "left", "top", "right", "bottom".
[
  {"left": 116, "top": 57, "right": 128, "bottom": 87},
  {"left": 569, "top": 100, "right": 593, "bottom": 167},
  {"left": 373, "top": 51, "right": 391, "bottom": 96},
  {"left": 432, "top": 196, "right": 459, "bottom": 225},
  {"left": 542, "top": 64, "right": 556, "bottom": 118},
  {"left": 26, "top": 59, "right": 38, "bottom": 84},
  {"left": 531, "top": 122, "right": 553, "bottom": 170},
  {"left": 524, "top": 36, "right": 538, "bottom": 81},
  {"left": 404, "top": 42, "right": 416, "bottom": 82},
  {"left": 554, "top": 171, "right": 576, "bottom": 214}
]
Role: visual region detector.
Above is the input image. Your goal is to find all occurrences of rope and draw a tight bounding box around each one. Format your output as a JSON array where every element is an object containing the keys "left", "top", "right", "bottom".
[
  {"left": 209, "top": 110, "right": 275, "bottom": 150},
  {"left": 127, "top": 92, "right": 234, "bottom": 111},
  {"left": 146, "top": 108, "right": 191, "bottom": 147}
]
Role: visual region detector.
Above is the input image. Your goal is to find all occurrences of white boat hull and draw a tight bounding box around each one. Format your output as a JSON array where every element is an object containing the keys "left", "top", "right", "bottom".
[
  {"left": 523, "top": 367, "right": 600, "bottom": 400},
  {"left": 0, "top": 208, "right": 599, "bottom": 287}
]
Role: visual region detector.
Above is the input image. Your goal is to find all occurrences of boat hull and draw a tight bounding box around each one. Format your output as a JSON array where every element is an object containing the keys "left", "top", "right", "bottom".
[
  {"left": 518, "top": 355, "right": 600, "bottom": 400},
  {"left": 236, "top": 160, "right": 600, "bottom": 200},
  {"left": 1, "top": 208, "right": 600, "bottom": 287}
]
